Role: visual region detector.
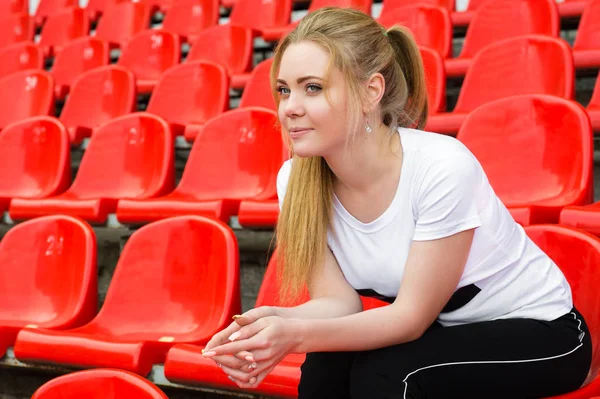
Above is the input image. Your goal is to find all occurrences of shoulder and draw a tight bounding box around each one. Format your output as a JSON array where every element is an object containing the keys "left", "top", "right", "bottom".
[{"left": 277, "top": 159, "right": 293, "bottom": 190}]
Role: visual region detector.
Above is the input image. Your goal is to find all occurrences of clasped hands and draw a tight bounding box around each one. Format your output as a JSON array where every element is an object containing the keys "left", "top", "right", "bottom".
[{"left": 202, "top": 306, "right": 302, "bottom": 389}]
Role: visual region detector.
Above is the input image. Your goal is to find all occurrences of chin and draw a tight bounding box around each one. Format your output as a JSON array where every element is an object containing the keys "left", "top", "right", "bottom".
[{"left": 290, "top": 140, "right": 324, "bottom": 158}]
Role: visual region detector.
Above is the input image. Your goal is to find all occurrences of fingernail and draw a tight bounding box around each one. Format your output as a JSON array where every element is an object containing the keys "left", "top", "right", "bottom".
[
  {"left": 201, "top": 348, "right": 205, "bottom": 354},
  {"left": 250, "top": 363, "right": 258, "bottom": 369},
  {"left": 217, "top": 363, "right": 222, "bottom": 368},
  {"left": 228, "top": 375, "right": 236, "bottom": 382},
  {"left": 202, "top": 351, "right": 216, "bottom": 357},
  {"left": 232, "top": 314, "right": 242, "bottom": 320},
  {"left": 249, "top": 377, "right": 257, "bottom": 384},
  {"left": 228, "top": 331, "right": 241, "bottom": 342},
  {"left": 245, "top": 355, "right": 255, "bottom": 362}
]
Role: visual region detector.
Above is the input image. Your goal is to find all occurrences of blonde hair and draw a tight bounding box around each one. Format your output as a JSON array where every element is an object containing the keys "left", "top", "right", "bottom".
[{"left": 273, "top": 7, "right": 429, "bottom": 300}]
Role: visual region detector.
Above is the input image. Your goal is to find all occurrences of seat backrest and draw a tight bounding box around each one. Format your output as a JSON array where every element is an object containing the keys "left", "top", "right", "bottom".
[
  {"left": 0, "top": 69, "right": 54, "bottom": 130},
  {"left": 420, "top": 46, "right": 446, "bottom": 113},
  {"left": 307, "top": 0, "right": 372, "bottom": 14},
  {"left": 239, "top": 57, "right": 274, "bottom": 110},
  {"left": 50, "top": 37, "right": 110, "bottom": 92},
  {"left": 67, "top": 113, "right": 174, "bottom": 199},
  {"left": 591, "top": 70, "right": 600, "bottom": 107},
  {"left": 117, "top": 30, "right": 180, "bottom": 82},
  {"left": 31, "top": 369, "right": 169, "bottom": 399},
  {"left": 147, "top": 61, "right": 228, "bottom": 127},
  {"left": 38, "top": 7, "right": 89, "bottom": 54},
  {"left": 459, "top": 0, "right": 559, "bottom": 59},
  {"left": 378, "top": 4, "right": 452, "bottom": 58},
  {"left": 178, "top": 108, "right": 284, "bottom": 200},
  {"left": 457, "top": 94, "right": 593, "bottom": 207},
  {"left": 34, "top": 0, "right": 78, "bottom": 21},
  {"left": 454, "top": 35, "right": 574, "bottom": 113},
  {"left": 229, "top": 0, "right": 292, "bottom": 31},
  {"left": 0, "top": 42, "right": 44, "bottom": 79},
  {"left": 380, "top": 0, "right": 454, "bottom": 12},
  {"left": 0, "top": 215, "right": 96, "bottom": 329},
  {"left": 0, "top": 0, "right": 28, "bottom": 14},
  {"left": 95, "top": 216, "right": 239, "bottom": 339},
  {"left": 463, "top": 0, "right": 487, "bottom": 11},
  {"left": 525, "top": 224, "right": 600, "bottom": 379},
  {"left": 95, "top": 2, "right": 150, "bottom": 46},
  {"left": 59, "top": 65, "right": 136, "bottom": 140},
  {"left": 0, "top": 13, "right": 33, "bottom": 49},
  {"left": 162, "top": 0, "right": 219, "bottom": 43},
  {"left": 187, "top": 25, "right": 253, "bottom": 76},
  {"left": 0, "top": 116, "right": 70, "bottom": 198},
  {"left": 574, "top": 0, "right": 600, "bottom": 51}
]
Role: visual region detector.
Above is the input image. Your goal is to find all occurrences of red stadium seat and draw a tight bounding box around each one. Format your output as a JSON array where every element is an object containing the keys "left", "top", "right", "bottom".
[
  {"left": 0, "top": 0, "right": 28, "bottom": 14},
  {"left": 0, "top": 13, "right": 34, "bottom": 50},
  {"left": 237, "top": 199, "right": 280, "bottom": 228},
  {"left": 0, "top": 42, "right": 44, "bottom": 79},
  {"left": 146, "top": 60, "right": 228, "bottom": 139},
  {"left": 9, "top": 113, "right": 175, "bottom": 224},
  {"left": 456, "top": 95, "right": 593, "bottom": 226},
  {"left": 0, "top": 69, "right": 54, "bottom": 131},
  {"left": 377, "top": 4, "right": 452, "bottom": 59},
  {"left": 573, "top": 0, "right": 600, "bottom": 69},
  {"left": 525, "top": 225, "right": 600, "bottom": 399},
  {"left": 117, "top": 108, "right": 284, "bottom": 224},
  {"left": 237, "top": 57, "right": 274, "bottom": 110},
  {"left": 187, "top": 25, "right": 253, "bottom": 89},
  {"left": 0, "top": 117, "right": 70, "bottom": 213},
  {"left": 162, "top": 0, "right": 219, "bottom": 44},
  {"left": 380, "top": 0, "right": 453, "bottom": 13},
  {"left": 14, "top": 216, "right": 240, "bottom": 376},
  {"left": 146, "top": 0, "right": 173, "bottom": 13},
  {"left": 445, "top": 0, "right": 559, "bottom": 77},
  {"left": 451, "top": 0, "right": 485, "bottom": 27},
  {"left": 427, "top": 35, "right": 574, "bottom": 135},
  {"left": 37, "top": 7, "right": 89, "bottom": 58},
  {"left": 31, "top": 369, "right": 169, "bottom": 399},
  {"left": 558, "top": 0, "right": 590, "bottom": 18},
  {"left": 228, "top": 0, "right": 292, "bottom": 34},
  {"left": 117, "top": 30, "right": 180, "bottom": 93},
  {"left": 50, "top": 37, "right": 110, "bottom": 99},
  {"left": 95, "top": 2, "right": 150, "bottom": 48},
  {"left": 59, "top": 65, "right": 136, "bottom": 144},
  {"left": 34, "top": 0, "right": 78, "bottom": 26},
  {"left": 0, "top": 215, "right": 97, "bottom": 359},
  {"left": 421, "top": 46, "right": 446, "bottom": 113},
  {"left": 588, "top": 71, "right": 600, "bottom": 131}
]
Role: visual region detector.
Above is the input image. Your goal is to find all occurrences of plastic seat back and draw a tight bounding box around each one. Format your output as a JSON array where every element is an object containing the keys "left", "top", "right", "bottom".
[
  {"left": 59, "top": 65, "right": 136, "bottom": 142},
  {"left": 187, "top": 25, "right": 253, "bottom": 76},
  {"left": 0, "top": 69, "right": 54, "bottom": 130},
  {"left": 454, "top": 35, "right": 574, "bottom": 114},
  {"left": 117, "top": 30, "right": 180, "bottom": 85},
  {"left": 0, "top": 13, "right": 33, "bottom": 49},
  {"left": 239, "top": 57, "right": 274, "bottom": 110},
  {"left": 92, "top": 216, "right": 239, "bottom": 340},
  {"left": 0, "top": 215, "right": 97, "bottom": 330},
  {"left": 573, "top": 0, "right": 600, "bottom": 52},
  {"left": 307, "top": 0, "right": 372, "bottom": 15},
  {"left": 34, "top": 0, "right": 78, "bottom": 24},
  {"left": 147, "top": 61, "right": 228, "bottom": 128},
  {"left": 162, "top": 0, "right": 219, "bottom": 43},
  {"left": 0, "top": 116, "right": 70, "bottom": 199},
  {"left": 378, "top": 4, "right": 452, "bottom": 58},
  {"left": 67, "top": 113, "right": 174, "bottom": 200},
  {"left": 0, "top": 42, "right": 44, "bottom": 79},
  {"left": 420, "top": 46, "right": 445, "bottom": 113},
  {"left": 38, "top": 7, "right": 89, "bottom": 56},
  {"left": 229, "top": 0, "right": 292, "bottom": 31},
  {"left": 380, "top": 0, "right": 453, "bottom": 12},
  {"left": 524, "top": 225, "right": 600, "bottom": 379},
  {"left": 457, "top": 95, "right": 593, "bottom": 208},
  {"left": 458, "top": 0, "right": 559, "bottom": 59},
  {"left": 31, "top": 369, "right": 169, "bottom": 399},
  {"left": 0, "top": 0, "right": 28, "bottom": 14},
  {"left": 95, "top": 2, "right": 150, "bottom": 47}
]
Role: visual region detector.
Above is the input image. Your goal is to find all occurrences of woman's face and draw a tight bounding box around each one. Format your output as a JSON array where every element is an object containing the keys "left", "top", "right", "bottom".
[{"left": 276, "top": 41, "right": 350, "bottom": 158}]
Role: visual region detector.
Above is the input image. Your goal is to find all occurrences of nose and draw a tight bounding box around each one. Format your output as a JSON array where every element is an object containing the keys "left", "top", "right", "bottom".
[{"left": 283, "top": 92, "right": 305, "bottom": 118}]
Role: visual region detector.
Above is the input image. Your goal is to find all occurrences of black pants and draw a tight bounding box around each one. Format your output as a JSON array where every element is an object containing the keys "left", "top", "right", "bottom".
[{"left": 298, "top": 308, "right": 592, "bottom": 399}]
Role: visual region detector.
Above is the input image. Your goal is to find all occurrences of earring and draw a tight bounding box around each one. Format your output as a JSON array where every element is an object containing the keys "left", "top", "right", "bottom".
[{"left": 365, "top": 121, "right": 373, "bottom": 133}]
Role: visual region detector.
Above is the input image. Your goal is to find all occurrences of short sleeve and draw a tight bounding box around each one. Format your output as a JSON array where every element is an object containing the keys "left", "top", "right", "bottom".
[
  {"left": 277, "top": 160, "right": 293, "bottom": 211},
  {"left": 412, "top": 153, "right": 482, "bottom": 241}
]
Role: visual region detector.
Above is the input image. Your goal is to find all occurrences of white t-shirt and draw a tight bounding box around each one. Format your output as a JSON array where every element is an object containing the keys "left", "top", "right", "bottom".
[{"left": 276, "top": 128, "right": 573, "bottom": 327}]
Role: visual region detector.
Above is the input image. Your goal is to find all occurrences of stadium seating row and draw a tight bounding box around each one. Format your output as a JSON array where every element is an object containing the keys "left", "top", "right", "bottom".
[{"left": 1, "top": 214, "right": 599, "bottom": 398}]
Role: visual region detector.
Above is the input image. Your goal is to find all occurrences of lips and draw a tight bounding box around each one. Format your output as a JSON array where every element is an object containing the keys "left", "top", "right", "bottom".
[{"left": 289, "top": 128, "right": 313, "bottom": 139}]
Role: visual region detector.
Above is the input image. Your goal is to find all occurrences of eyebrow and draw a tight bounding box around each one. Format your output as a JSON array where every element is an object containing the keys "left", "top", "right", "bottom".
[{"left": 276, "top": 76, "right": 323, "bottom": 85}]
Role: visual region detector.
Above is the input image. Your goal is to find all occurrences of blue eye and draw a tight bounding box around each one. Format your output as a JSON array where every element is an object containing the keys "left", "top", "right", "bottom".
[
  {"left": 306, "top": 84, "right": 322, "bottom": 93},
  {"left": 276, "top": 86, "right": 290, "bottom": 95}
]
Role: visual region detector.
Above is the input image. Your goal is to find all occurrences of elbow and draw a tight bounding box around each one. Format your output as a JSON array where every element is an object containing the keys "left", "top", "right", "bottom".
[{"left": 391, "top": 305, "right": 431, "bottom": 343}]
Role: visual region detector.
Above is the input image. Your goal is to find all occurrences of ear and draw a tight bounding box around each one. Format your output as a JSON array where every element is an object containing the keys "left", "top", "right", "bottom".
[{"left": 363, "top": 72, "right": 385, "bottom": 113}]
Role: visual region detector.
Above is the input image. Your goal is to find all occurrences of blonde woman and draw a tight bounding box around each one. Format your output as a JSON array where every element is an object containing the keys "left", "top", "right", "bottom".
[{"left": 202, "top": 7, "right": 591, "bottom": 398}]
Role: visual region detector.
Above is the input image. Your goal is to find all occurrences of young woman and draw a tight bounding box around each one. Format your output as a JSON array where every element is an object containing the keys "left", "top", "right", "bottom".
[{"left": 202, "top": 7, "right": 592, "bottom": 398}]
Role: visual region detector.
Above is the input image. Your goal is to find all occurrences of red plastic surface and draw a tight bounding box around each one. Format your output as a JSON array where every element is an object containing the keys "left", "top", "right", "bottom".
[
  {"left": 380, "top": 0, "right": 453, "bottom": 12},
  {"left": 228, "top": 0, "right": 292, "bottom": 33},
  {"left": 187, "top": 25, "right": 253, "bottom": 79},
  {"left": 457, "top": 95, "right": 593, "bottom": 225},
  {"left": 450, "top": 0, "right": 486, "bottom": 26},
  {"left": 31, "top": 369, "right": 169, "bottom": 399},
  {"left": 117, "top": 107, "right": 284, "bottom": 224},
  {"left": 378, "top": 4, "right": 452, "bottom": 58},
  {"left": 560, "top": 203, "right": 600, "bottom": 236},
  {"left": 50, "top": 37, "right": 110, "bottom": 99},
  {"left": 59, "top": 65, "right": 136, "bottom": 144},
  {"left": 445, "top": 0, "right": 559, "bottom": 77},
  {"left": 9, "top": 113, "right": 175, "bottom": 223},
  {"left": 525, "top": 225, "right": 600, "bottom": 399},
  {"left": 37, "top": 7, "right": 89, "bottom": 58},
  {"left": 0, "top": 13, "right": 33, "bottom": 49},
  {"left": 0, "top": 117, "right": 70, "bottom": 211},
  {"left": 118, "top": 30, "right": 180, "bottom": 93},
  {"left": 0, "top": 42, "right": 44, "bottom": 79},
  {"left": 420, "top": 46, "right": 446, "bottom": 114},
  {"left": 0, "top": 215, "right": 97, "bottom": 358},
  {"left": 0, "top": 0, "right": 28, "bottom": 14},
  {"left": 146, "top": 0, "right": 173, "bottom": 12},
  {"left": 573, "top": 0, "right": 600, "bottom": 69},
  {"left": 146, "top": 60, "right": 229, "bottom": 137},
  {"left": 427, "top": 35, "right": 574, "bottom": 135},
  {"left": 238, "top": 57, "right": 274, "bottom": 110},
  {"left": 85, "top": 0, "right": 111, "bottom": 20},
  {"left": 238, "top": 199, "right": 280, "bottom": 228},
  {"left": 0, "top": 69, "right": 54, "bottom": 131},
  {"left": 588, "top": 71, "right": 600, "bottom": 131},
  {"left": 162, "top": 0, "right": 219, "bottom": 43},
  {"left": 558, "top": 0, "right": 589, "bottom": 18},
  {"left": 95, "top": 2, "right": 150, "bottom": 47},
  {"left": 34, "top": 0, "right": 77, "bottom": 25},
  {"left": 14, "top": 216, "right": 240, "bottom": 375}
]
